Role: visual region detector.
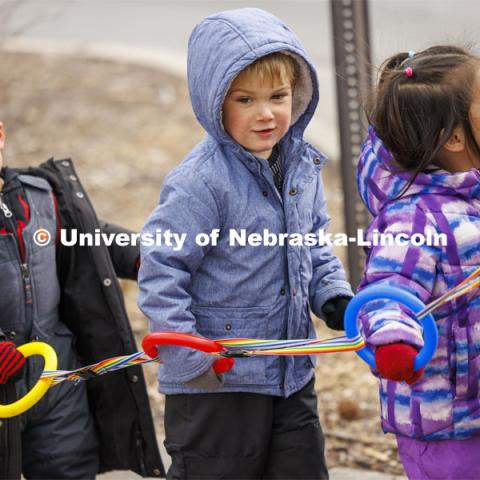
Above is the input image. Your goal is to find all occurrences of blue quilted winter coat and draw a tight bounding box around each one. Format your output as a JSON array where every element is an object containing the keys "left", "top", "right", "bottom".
[{"left": 138, "top": 8, "right": 352, "bottom": 397}]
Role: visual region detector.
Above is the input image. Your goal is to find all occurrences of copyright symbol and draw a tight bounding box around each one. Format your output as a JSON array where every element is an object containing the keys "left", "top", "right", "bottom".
[{"left": 33, "top": 228, "right": 51, "bottom": 247}]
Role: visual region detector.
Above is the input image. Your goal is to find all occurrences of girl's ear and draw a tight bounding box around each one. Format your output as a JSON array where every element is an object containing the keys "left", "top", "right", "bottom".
[{"left": 442, "top": 125, "right": 466, "bottom": 153}]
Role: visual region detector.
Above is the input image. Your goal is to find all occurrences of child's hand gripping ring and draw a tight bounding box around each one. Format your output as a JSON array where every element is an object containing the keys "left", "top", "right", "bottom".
[
  {"left": 0, "top": 342, "right": 57, "bottom": 418},
  {"left": 344, "top": 286, "right": 438, "bottom": 371},
  {"left": 142, "top": 332, "right": 234, "bottom": 374}
]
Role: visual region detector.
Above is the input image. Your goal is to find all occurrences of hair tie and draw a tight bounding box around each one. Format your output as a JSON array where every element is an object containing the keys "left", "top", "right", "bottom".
[
  {"left": 408, "top": 50, "right": 416, "bottom": 58},
  {"left": 404, "top": 67, "right": 413, "bottom": 77}
]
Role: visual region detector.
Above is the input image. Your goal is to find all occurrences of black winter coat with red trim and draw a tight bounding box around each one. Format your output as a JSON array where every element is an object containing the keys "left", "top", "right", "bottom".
[{"left": 1, "top": 158, "right": 164, "bottom": 478}]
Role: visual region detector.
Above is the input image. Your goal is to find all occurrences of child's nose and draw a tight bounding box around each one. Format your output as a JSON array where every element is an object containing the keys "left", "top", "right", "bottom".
[{"left": 257, "top": 105, "right": 274, "bottom": 121}]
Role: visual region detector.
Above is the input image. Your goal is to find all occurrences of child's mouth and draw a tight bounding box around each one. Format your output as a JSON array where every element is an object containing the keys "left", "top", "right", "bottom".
[{"left": 254, "top": 127, "right": 276, "bottom": 138}]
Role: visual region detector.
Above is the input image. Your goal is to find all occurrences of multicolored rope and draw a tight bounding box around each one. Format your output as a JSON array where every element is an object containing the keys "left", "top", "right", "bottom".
[
  {"left": 214, "top": 334, "right": 365, "bottom": 356},
  {"left": 41, "top": 351, "right": 159, "bottom": 385},
  {"left": 39, "top": 335, "right": 366, "bottom": 384},
  {"left": 416, "top": 266, "right": 480, "bottom": 320},
  {"left": 38, "top": 266, "right": 480, "bottom": 385}
]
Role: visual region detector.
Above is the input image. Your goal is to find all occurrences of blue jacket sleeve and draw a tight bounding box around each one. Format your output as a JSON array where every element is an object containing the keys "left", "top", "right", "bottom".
[
  {"left": 309, "top": 171, "right": 353, "bottom": 317},
  {"left": 137, "top": 168, "right": 221, "bottom": 382}
]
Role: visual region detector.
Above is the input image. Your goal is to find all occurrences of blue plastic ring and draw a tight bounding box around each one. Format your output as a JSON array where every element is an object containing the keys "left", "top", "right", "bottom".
[{"left": 344, "top": 285, "right": 438, "bottom": 370}]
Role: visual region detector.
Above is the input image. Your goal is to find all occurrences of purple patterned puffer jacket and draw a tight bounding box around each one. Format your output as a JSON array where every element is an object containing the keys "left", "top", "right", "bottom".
[{"left": 357, "top": 126, "right": 480, "bottom": 440}]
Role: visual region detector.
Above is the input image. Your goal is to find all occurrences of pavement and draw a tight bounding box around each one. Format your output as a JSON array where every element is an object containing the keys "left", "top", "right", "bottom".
[
  {"left": 98, "top": 469, "right": 404, "bottom": 479},
  {"left": 96, "top": 435, "right": 405, "bottom": 480}
]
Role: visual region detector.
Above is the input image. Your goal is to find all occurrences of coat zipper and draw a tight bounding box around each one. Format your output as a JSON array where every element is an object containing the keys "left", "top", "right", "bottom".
[
  {"left": 0, "top": 193, "right": 33, "bottom": 335},
  {"left": 0, "top": 194, "right": 13, "bottom": 219}
]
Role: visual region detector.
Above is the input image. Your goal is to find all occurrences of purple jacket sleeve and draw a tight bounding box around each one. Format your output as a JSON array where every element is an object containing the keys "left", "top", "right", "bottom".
[{"left": 359, "top": 204, "right": 441, "bottom": 349}]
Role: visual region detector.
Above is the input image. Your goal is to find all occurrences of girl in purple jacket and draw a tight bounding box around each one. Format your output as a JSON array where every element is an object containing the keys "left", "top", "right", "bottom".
[{"left": 358, "top": 45, "right": 480, "bottom": 478}]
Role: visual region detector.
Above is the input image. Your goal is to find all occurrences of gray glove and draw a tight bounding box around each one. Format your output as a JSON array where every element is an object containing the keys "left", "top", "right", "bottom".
[{"left": 184, "top": 367, "right": 225, "bottom": 390}]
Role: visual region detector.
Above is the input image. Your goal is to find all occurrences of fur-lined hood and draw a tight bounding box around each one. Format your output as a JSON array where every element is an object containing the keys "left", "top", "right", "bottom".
[{"left": 187, "top": 8, "right": 318, "bottom": 146}]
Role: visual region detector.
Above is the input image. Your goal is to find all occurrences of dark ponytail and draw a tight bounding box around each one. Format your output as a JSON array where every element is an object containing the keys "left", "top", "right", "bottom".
[{"left": 367, "top": 45, "right": 480, "bottom": 193}]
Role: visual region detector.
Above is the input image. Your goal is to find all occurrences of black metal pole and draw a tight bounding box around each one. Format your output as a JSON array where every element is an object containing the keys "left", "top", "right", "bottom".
[{"left": 330, "top": 0, "right": 372, "bottom": 289}]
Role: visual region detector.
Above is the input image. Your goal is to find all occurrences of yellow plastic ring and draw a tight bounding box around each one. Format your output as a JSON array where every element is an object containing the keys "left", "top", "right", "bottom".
[{"left": 0, "top": 342, "right": 58, "bottom": 418}]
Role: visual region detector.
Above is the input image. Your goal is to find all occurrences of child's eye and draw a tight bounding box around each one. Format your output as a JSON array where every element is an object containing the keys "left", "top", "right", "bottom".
[
  {"left": 236, "top": 97, "right": 252, "bottom": 104},
  {"left": 272, "top": 93, "right": 289, "bottom": 101}
]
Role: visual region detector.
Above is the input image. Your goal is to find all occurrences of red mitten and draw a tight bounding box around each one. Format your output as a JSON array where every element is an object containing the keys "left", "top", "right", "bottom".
[
  {"left": 0, "top": 341, "right": 25, "bottom": 384},
  {"left": 375, "top": 343, "right": 424, "bottom": 385},
  {"left": 212, "top": 357, "right": 234, "bottom": 374}
]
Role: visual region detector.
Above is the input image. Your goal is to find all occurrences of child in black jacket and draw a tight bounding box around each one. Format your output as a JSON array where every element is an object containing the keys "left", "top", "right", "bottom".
[{"left": 0, "top": 122, "right": 163, "bottom": 479}]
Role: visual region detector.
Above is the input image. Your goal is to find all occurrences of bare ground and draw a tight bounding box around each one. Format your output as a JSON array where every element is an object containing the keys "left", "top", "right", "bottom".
[{"left": 0, "top": 49, "right": 404, "bottom": 476}]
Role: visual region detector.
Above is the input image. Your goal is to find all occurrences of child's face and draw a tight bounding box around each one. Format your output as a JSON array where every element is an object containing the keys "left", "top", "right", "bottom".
[
  {"left": 469, "top": 66, "right": 480, "bottom": 164},
  {"left": 437, "top": 67, "right": 480, "bottom": 173},
  {"left": 223, "top": 73, "right": 292, "bottom": 159}
]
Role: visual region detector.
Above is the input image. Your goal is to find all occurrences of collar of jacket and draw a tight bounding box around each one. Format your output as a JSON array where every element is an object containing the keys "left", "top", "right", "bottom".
[
  {"left": 358, "top": 126, "right": 480, "bottom": 216},
  {"left": 0, "top": 167, "right": 21, "bottom": 193},
  {"left": 222, "top": 133, "right": 312, "bottom": 180}
]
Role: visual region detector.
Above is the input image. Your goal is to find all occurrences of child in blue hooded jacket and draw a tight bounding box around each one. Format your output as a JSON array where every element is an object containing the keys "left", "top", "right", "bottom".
[{"left": 138, "top": 8, "right": 353, "bottom": 479}]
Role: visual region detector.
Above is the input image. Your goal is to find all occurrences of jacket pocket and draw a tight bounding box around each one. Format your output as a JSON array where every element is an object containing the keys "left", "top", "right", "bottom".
[
  {"left": 28, "top": 322, "right": 75, "bottom": 387},
  {"left": 452, "top": 324, "right": 471, "bottom": 400},
  {"left": 191, "top": 305, "right": 269, "bottom": 385},
  {"left": 31, "top": 241, "right": 60, "bottom": 321},
  {"left": 306, "top": 318, "right": 317, "bottom": 369},
  {"left": 441, "top": 265, "right": 478, "bottom": 400},
  {"left": 0, "top": 241, "right": 26, "bottom": 337},
  {"left": 444, "top": 321, "right": 480, "bottom": 404}
]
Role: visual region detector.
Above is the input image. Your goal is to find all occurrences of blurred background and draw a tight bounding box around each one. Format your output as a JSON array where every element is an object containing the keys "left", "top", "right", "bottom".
[{"left": 0, "top": 1, "right": 478, "bottom": 476}]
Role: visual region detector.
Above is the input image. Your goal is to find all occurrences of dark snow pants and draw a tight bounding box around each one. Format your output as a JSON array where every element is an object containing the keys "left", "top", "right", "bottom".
[
  {"left": 164, "top": 377, "right": 329, "bottom": 479},
  {"left": 20, "top": 324, "right": 99, "bottom": 479}
]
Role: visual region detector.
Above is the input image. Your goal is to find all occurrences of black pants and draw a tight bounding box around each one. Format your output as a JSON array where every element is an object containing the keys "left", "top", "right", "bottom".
[
  {"left": 20, "top": 327, "right": 99, "bottom": 479},
  {"left": 0, "top": 384, "right": 22, "bottom": 480},
  {"left": 164, "top": 377, "right": 328, "bottom": 479}
]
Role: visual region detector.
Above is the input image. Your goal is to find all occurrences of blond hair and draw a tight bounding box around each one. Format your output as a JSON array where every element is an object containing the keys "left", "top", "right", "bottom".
[{"left": 236, "top": 52, "right": 297, "bottom": 87}]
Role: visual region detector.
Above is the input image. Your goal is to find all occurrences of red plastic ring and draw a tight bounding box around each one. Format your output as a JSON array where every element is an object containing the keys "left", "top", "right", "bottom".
[{"left": 141, "top": 332, "right": 234, "bottom": 374}]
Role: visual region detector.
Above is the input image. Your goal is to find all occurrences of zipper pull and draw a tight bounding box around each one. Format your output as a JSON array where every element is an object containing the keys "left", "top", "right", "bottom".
[
  {"left": 0, "top": 195, "right": 12, "bottom": 218},
  {"left": 20, "top": 263, "right": 33, "bottom": 306},
  {"left": 20, "top": 263, "right": 29, "bottom": 279}
]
